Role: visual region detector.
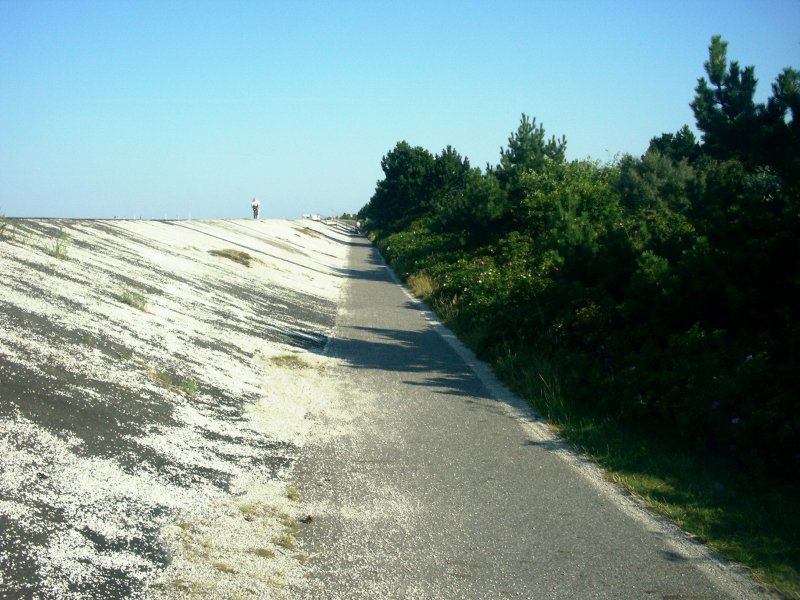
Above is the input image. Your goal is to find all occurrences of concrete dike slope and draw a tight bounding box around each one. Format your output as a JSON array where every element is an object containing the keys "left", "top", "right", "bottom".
[{"left": 0, "top": 218, "right": 352, "bottom": 598}]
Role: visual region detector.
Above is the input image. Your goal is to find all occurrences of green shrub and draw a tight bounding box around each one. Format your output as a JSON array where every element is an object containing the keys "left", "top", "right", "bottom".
[{"left": 360, "top": 36, "right": 800, "bottom": 595}]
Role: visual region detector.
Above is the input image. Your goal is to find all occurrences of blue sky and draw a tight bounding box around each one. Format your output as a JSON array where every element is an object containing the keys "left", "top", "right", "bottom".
[{"left": 1, "top": 1, "right": 798, "bottom": 220}]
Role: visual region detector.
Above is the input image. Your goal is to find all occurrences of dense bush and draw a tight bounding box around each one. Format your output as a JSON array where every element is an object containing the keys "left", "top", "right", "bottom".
[{"left": 359, "top": 37, "right": 799, "bottom": 481}]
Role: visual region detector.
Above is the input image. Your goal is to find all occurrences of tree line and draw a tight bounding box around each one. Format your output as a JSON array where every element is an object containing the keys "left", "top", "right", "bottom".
[{"left": 358, "top": 37, "right": 799, "bottom": 479}]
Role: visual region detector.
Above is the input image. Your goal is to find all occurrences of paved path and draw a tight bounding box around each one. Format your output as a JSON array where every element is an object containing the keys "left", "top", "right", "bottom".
[{"left": 292, "top": 235, "right": 768, "bottom": 599}]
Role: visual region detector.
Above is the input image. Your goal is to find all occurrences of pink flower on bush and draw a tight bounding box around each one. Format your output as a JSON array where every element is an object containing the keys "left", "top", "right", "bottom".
[
  {"left": 731, "top": 417, "right": 741, "bottom": 425},
  {"left": 711, "top": 401, "right": 720, "bottom": 409},
  {"left": 745, "top": 354, "right": 753, "bottom": 361}
]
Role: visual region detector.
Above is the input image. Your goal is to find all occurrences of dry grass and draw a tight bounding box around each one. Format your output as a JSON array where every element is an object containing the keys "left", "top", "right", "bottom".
[
  {"left": 407, "top": 272, "right": 438, "bottom": 300},
  {"left": 296, "top": 227, "right": 324, "bottom": 239},
  {"left": 208, "top": 248, "right": 254, "bottom": 267},
  {"left": 273, "top": 512, "right": 301, "bottom": 551},
  {"left": 238, "top": 502, "right": 263, "bottom": 517},
  {"left": 273, "top": 532, "right": 296, "bottom": 551},
  {"left": 286, "top": 484, "right": 301, "bottom": 502},
  {"left": 145, "top": 365, "right": 198, "bottom": 397},
  {"left": 212, "top": 561, "right": 236, "bottom": 574},
  {"left": 269, "top": 354, "right": 311, "bottom": 370}
]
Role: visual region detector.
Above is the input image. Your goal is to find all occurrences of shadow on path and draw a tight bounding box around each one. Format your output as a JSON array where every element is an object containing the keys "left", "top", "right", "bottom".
[{"left": 331, "top": 321, "right": 499, "bottom": 405}]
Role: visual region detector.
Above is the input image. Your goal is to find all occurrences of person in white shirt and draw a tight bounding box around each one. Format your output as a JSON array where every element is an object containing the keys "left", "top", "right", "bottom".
[{"left": 251, "top": 197, "right": 261, "bottom": 219}]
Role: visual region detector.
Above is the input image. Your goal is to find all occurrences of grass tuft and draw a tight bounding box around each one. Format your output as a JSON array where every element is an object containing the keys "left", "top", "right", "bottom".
[
  {"left": 0, "top": 215, "right": 37, "bottom": 246},
  {"left": 407, "top": 272, "right": 438, "bottom": 300},
  {"left": 270, "top": 354, "right": 311, "bottom": 370},
  {"left": 48, "top": 226, "right": 70, "bottom": 259},
  {"left": 273, "top": 532, "right": 296, "bottom": 551},
  {"left": 146, "top": 365, "right": 199, "bottom": 397},
  {"left": 147, "top": 366, "right": 173, "bottom": 390},
  {"left": 181, "top": 378, "right": 199, "bottom": 398},
  {"left": 120, "top": 288, "right": 148, "bottom": 311},
  {"left": 273, "top": 512, "right": 301, "bottom": 551},
  {"left": 238, "top": 502, "right": 259, "bottom": 515},
  {"left": 296, "top": 227, "right": 324, "bottom": 239},
  {"left": 212, "top": 561, "right": 236, "bottom": 574},
  {"left": 209, "top": 248, "right": 254, "bottom": 267},
  {"left": 238, "top": 501, "right": 266, "bottom": 520},
  {"left": 286, "top": 484, "right": 301, "bottom": 502}
]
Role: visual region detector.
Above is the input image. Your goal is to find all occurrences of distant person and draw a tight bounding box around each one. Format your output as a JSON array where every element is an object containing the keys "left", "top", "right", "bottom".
[{"left": 251, "top": 197, "right": 261, "bottom": 219}]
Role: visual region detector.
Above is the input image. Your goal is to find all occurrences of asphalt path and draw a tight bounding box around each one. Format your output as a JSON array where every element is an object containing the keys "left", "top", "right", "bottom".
[{"left": 292, "top": 235, "right": 769, "bottom": 600}]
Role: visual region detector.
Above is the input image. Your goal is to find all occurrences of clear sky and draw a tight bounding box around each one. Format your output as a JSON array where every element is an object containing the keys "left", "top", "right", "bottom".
[{"left": 1, "top": 1, "right": 798, "bottom": 220}]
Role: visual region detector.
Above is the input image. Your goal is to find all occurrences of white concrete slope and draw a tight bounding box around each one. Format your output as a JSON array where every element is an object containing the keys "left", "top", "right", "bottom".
[{"left": 0, "top": 218, "right": 351, "bottom": 599}]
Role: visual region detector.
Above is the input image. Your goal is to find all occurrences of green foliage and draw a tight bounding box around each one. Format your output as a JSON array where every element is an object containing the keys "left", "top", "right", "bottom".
[
  {"left": 430, "top": 167, "right": 505, "bottom": 246},
  {"left": 619, "top": 150, "right": 696, "bottom": 214},
  {"left": 361, "top": 36, "right": 800, "bottom": 595},
  {"left": 495, "top": 113, "right": 567, "bottom": 188},
  {"left": 361, "top": 141, "right": 435, "bottom": 232},
  {"left": 647, "top": 125, "right": 700, "bottom": 163},
  {"left": 691, "top": 35, "right": 800, "bottom": 182},
  {"left": 489, "top": 114, "right": 568, "bottom": 234},
  {"left": 377, "top": 224, "right": 460, "bottom": 278},
  {"left": 691, "top": 36, "right": 760, "bottom": 163}
]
